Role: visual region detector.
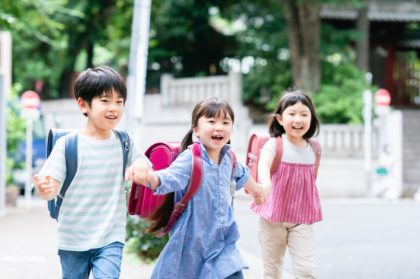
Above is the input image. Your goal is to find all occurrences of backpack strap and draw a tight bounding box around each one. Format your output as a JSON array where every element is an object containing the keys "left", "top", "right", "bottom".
[
  {"left": 308, "top": 139, "right": 321, "bottom": 178},
  {"left": 48, "top": 130, "right": 129, "bottom": 220},
  {"left": 115, "top": 130, "right": 130, "bottom": 177},
  {"left": 270, "top": 136, "right": 283, "bottom": 177},
  {"left": 227, "top": 149, "right": 237, "bottom": 207},
  {"left": 48, "top": 132, "right": 78, "bottom": 220},
  {"left": 159, "top": 143, "right": 203, "bottom": 237}
]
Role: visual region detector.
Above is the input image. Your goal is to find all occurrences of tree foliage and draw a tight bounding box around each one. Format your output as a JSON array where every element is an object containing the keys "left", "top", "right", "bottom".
[
  {"left": 1, "top": 0, "right": 370, "bottom": 121},
  {"left": 148, "top": 1, "right": 237, "bottom": 78},
  {"left": 1, "top": 0, "right": 134, "bottom": 99}
]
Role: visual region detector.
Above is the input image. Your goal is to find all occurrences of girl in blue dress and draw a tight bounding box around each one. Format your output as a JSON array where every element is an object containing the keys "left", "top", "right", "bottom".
[{"left": 131, "top": 97, "right": 266, "bottom": 279}]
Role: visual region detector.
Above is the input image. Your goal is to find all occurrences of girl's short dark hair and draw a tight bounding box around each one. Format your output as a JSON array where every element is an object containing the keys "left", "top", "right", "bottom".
[
  {"left": 74, "top": 65, "right": 127, "bottom": 104},
  {"left": 268, "top": 88, "right": 320, "bottom": 139}
]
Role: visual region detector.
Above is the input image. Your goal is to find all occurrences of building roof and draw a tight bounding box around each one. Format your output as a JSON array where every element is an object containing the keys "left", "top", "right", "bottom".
[{"left": 321, "top": 1, "right": 420, "bottom": 22}]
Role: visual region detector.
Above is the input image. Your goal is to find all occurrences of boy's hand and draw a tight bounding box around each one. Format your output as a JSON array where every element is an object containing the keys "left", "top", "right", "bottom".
[{"left": 33, "top": 174, "right": 60, "bottom": 200}]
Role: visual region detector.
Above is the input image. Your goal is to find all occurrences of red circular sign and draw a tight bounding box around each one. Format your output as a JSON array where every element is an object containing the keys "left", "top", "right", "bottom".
[
  {"left": 21, "top": 90, "right": 40, "bottom": 109},
  {"left": 375, "top": 88, "right": 391, "bottom": 107}
]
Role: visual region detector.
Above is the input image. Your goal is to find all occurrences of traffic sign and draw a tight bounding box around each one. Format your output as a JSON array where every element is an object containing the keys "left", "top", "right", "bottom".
[
  {"left": 21, "top": 90, "right": 40, "bottom": 110},
  {"left": 374, "top": 88, "right": 391, "bottom": 115},
  {"left": 374, "top": 88, "right": 391, "bottom": 107}
]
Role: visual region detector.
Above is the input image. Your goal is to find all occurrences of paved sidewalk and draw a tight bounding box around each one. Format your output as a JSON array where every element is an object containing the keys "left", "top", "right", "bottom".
[
  {"left": 0, "top": 198, "right": 152, "bottom": 279},
  {"left": 0, "top": 197, "right": 263, "bottom": 279}
]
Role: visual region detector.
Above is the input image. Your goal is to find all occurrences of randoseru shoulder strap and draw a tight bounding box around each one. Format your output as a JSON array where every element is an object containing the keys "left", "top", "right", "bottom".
[
  {"left": 48, "top": 133, "right": 78, "bottom": 219},
  {"left": 49, "top": 130, "right": 130, "bottom": 220},
  {"left": 227, "top": 149, "right": 237, "bottom": 207},
  {"left": 115, "top": 130, "right": 130, "bottom": 176},
  {"left": 159, "top": 143, "right": 203, "bottom": 237}
]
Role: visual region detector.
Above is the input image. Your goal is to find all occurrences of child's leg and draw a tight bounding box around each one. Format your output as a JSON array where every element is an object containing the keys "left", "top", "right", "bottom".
[
  {"left": 58, "top": 250, "right": 91, "bottom": 279},
  {"left": 91, "top": 241, "right": 124, "bottom": 279},
  {"left": 287, "top": 223, "right": 316, "bottom": 279},
  {"left": 259, "top": 218, "right": 287, "bottom": 279}
]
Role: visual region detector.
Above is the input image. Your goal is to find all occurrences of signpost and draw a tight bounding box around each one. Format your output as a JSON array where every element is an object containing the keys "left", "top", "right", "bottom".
[
  {"left": 374, "top": 88, "right": 391, "bottom": 115},
  {"left": 21, "top": 90, "right": 41, "bottom": 208},
  {"left": 374, "top": 88, "right": 391, "bottom": 157},
  {"left": 363, "top": 73, "right": 373, "bottom": 196}
]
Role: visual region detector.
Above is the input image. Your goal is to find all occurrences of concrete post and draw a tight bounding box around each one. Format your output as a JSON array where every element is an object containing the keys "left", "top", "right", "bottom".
[
  {"left": 229, "top": 71, "right": 242, "bottom": 105},
  {"left": 0, "top": 31, "right": 12, "bottom": 213},
  {"left": 160, "top": 74, "right": 173, "bottom": 107}
]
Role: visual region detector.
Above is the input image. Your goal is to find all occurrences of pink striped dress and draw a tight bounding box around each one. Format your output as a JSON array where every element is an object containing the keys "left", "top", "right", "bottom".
[{"left": 250, "top": 136, "right": 322, "bottom": 224}]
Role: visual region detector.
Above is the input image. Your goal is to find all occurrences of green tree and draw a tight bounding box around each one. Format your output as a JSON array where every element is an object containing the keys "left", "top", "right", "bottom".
[
  {"left": 148, "top": 1, "right": 237, "bottom": 77},
  {"left": 0, "top": 0, "right": 69, "bottom": 98}
]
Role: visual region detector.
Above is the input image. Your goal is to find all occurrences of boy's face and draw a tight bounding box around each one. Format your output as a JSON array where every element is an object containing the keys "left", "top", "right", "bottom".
[{"left": 78, "top": 90, "right": 124, "bottom": 132}]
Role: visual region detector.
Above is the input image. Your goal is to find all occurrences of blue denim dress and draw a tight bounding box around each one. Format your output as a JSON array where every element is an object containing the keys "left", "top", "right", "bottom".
[{"left": 151, "top": 143, "right": 250, "bottom": 279}]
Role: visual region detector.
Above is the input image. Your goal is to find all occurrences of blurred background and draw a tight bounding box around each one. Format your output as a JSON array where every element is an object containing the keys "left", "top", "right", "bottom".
[{"left": 1, "top": 1, "right": 420, "bottom": 278}]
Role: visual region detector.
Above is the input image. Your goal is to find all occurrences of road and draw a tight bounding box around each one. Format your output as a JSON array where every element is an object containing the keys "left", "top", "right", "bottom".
[
  {"left": 235, "top": 196, "right": 420, "bottom": 279},
  {"left": 2, "top": 194, "right": 419, "bottom": 279}
]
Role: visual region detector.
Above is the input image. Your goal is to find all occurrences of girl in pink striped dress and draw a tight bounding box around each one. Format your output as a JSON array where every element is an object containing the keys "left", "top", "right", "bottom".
[{"left": 250, "top": 89, "right": 322, "bottom": 279}]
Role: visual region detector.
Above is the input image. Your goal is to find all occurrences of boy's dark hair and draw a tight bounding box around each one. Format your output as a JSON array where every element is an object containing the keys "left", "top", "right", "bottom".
[
  {"left": 147, "top": 97, "right": 235, "bottom": 235},
  {"left": 74, "top": 65, "right": 127, "bottom": 115},
  {"left": 268, "top": 88, "right": 320, "bottom": 139}
]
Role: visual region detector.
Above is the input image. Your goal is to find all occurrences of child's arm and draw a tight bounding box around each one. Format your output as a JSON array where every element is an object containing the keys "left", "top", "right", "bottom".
[
  {"left": 243, "top": 177, "right": 265, "bottom": 205},
  {"left": 256, "top": 139, "right": 276, "bottom": 195},
  {"left": 33, "top": 174, "right": 60, "bottom": 200},
  {"left": 125, "top": 158, "right": 160, "bottom": 189},
  {"left": 244, "top": 175, "right": 273, "bottom": 205}
]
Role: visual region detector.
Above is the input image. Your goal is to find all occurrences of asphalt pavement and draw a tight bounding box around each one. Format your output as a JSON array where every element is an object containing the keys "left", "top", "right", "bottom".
[
  {"left": 0, "top": 195, "right": 263, "bottom": 279},
  {"left": 3, "top": 194, "right": 419, "bottom": 279},
  {"left": 0, "top": 197, "right": 152, "bottom": 279}
]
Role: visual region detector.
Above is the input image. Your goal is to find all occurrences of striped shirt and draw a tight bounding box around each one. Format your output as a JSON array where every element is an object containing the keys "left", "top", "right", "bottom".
[
  {"left": 250, "top": 135, "right": 322, "bottom": 224},
  {"left": 39, "top": 131, "right": 147, "bottom": 251}
]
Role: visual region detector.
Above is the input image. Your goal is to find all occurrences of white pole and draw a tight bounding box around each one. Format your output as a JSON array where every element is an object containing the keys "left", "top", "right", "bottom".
[
  {"left": 363, "top": 72, "right": 373, "bottom": 196},
  {"left": 125, "top": 0, "right": 151, "bottom": 143},
  {"left": 24, "top": 118, "right": 33, "bottom": 208}
]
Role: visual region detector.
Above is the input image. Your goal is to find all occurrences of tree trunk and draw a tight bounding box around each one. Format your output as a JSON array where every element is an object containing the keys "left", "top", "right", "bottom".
[
  {"left": 356, "top": 1, "right": 370, "bottom": 72},
  {"left": 86, "top": 42, "right": 94, "bottom": 69},
  {"left": 282, "top": 0, "right": 321, "bottom": 93},
  {"left": 58, "top": 36, "right": 84, "bottom": 98}
]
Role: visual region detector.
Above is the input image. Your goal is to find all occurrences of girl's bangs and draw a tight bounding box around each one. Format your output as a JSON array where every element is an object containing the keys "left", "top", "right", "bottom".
[{"left": 203, "top": 102, "right": 233, "bottom": 120}]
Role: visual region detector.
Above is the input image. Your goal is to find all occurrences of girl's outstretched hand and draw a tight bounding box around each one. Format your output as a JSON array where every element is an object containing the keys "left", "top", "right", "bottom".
[
  {"left": 244, "top": 177, "right": 270, "bottom": 205},
  {"left": 252, "top": 183, "right": 271, "bottom": 205},
  {"left": 125, "top": 158, "right": 159, "bottom": 189},
  {"left": 252, "top": 186, "right": 265, "bottom": 205}
]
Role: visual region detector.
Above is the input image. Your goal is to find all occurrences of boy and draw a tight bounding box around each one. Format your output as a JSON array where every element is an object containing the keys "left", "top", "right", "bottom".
[{"left": 33, "top": 65, "right": 150, "bottom": 279}]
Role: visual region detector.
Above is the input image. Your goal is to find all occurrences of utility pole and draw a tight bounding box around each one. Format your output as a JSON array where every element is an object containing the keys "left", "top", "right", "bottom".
[
  {"left": 125, "top": 0, "right": 151, "bottom": 143},
  {"left": 0, "top": 31, "right": 12, "bottom": 213}
]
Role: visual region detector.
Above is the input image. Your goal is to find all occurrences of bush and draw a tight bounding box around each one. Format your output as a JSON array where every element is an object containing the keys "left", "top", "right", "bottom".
[
  {"left": 313, "top": 60, "right": 376, "bottom": 124},
  {"left": 125, "top": 215, "right": 168, "bottom": 262},
  {"left": 6, "top": 86, "right": 26, "bottom": 185}
]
